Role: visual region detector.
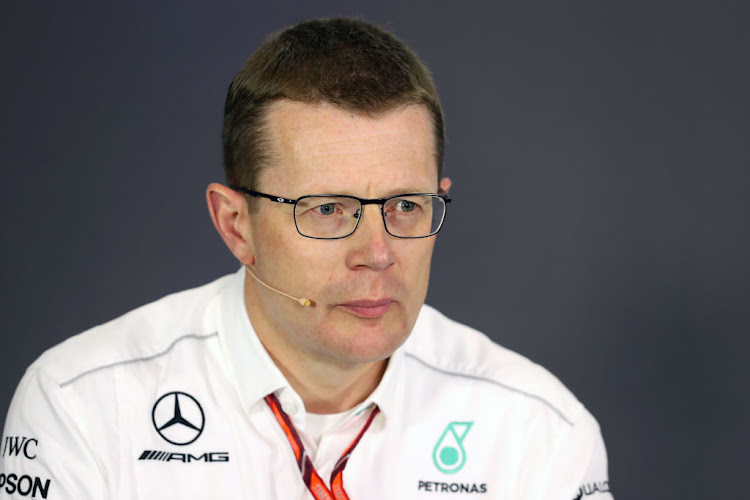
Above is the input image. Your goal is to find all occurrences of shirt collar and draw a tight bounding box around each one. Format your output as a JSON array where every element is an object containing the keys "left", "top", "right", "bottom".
[
  {"left": 218, "top": 267, "right": 290, "bottom": 415},
  {"left": 217, "top": 266, "right": 408, "bottom": 426},
  {"left": 351, "top": 344, "right": 404, "bottom": 426}
]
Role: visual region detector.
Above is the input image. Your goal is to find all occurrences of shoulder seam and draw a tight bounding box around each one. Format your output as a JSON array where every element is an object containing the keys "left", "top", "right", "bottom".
[
  {"left": 59, "top": 332, "right": 219, "bottom": 388},
  {"left": 404, "top": 351, "right": 574, "bottom": 426}
]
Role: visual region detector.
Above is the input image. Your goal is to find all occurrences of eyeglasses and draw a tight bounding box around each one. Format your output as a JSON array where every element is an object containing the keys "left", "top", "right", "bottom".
[{"left": 230, "top": 186, "right": 451, "bottom": 240}]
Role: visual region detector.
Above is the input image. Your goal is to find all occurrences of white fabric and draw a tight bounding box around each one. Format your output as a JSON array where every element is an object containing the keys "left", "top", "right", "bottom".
[
  {"left": 304, "top": 410, "right": 356, "bottom": 452},
  {"left": 1, "top": 268, "right": 612, "bottom": 499}
]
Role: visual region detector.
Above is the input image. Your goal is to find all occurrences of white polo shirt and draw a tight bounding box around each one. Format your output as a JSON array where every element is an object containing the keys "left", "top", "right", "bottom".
[{"left": 1, "top": 268, "right": 612, "bottom": 499}]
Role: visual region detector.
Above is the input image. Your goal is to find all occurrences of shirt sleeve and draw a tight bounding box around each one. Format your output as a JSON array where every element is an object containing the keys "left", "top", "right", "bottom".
[
  {"left": 1, "top": 367, "right": 106, "bottom": 500},
  {"left": 569, "top": 431, "right": 613, "bottom": 499}
]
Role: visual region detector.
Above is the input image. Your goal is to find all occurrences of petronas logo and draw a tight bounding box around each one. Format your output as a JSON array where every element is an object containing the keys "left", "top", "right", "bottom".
[{"left": 432, "top": 421, "right": 473, "bottom": 474}]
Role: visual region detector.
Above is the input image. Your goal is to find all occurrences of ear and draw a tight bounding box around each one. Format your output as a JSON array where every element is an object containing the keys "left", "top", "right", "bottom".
[
  {"left": 206, "top": 183, "right": 255, "bottom": 265},
  {"left": 439, "top": 177, "right": 452, "bottom": 194}
]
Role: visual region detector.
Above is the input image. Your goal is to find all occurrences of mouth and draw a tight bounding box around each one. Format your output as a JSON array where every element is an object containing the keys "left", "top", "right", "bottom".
[{"left": 337, "top": 299, "right": 395, "bottom": 319}]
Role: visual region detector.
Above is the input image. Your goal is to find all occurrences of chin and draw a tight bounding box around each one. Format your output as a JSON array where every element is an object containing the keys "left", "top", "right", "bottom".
[{"left": 325, "top": 313, "right": 412, "bottom": 364}]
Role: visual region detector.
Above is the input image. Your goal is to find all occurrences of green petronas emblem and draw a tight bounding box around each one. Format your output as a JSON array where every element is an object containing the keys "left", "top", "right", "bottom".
[{"left": 432, "top": 421, "right": 473, "bottom": 474}]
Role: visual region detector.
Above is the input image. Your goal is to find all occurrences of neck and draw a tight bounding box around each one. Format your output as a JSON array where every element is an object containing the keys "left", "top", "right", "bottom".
[{"left": 267, "top": 349, "right": 387, "bottom": 414}]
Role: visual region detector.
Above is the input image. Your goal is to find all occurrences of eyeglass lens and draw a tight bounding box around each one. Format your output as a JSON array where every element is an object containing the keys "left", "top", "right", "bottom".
[{"left": 294, "top": 195, "right": 446, "bottom": 239}]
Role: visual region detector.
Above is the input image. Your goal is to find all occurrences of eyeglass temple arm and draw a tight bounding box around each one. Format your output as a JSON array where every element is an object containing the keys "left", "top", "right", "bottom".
[{"left": 229, "top": 186, "right": 297, "bottom": 205}]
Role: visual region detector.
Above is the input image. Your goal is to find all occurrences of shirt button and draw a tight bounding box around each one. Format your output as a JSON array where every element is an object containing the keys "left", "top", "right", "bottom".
[{"left": 280, "top": 400, "right": 298, "bottom": 416}]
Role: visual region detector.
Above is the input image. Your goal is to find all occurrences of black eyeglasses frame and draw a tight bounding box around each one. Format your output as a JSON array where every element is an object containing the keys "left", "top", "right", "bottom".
[{"left": 229, "top": 185, "right": 451, "bottom": 240}]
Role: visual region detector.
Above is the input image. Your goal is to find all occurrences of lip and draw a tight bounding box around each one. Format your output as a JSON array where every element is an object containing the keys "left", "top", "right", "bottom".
[{"left": 338, "top": 299, "right": 395, "bottom": 319}]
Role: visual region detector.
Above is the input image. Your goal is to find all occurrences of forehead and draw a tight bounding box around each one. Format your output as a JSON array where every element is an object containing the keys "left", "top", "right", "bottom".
[{"left": 259, "top": 100, "right": 437, "bottom": 196}]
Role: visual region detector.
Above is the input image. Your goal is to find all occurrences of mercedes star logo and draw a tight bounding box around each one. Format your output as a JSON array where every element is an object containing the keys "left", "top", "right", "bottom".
[{"left": 152, "top": 391, "right": 205, "bottom": 446}]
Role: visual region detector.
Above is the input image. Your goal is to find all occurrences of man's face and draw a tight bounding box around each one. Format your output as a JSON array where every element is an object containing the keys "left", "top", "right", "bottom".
[{"left": 243, "top": 101, "right": 444, "bottom": 368}]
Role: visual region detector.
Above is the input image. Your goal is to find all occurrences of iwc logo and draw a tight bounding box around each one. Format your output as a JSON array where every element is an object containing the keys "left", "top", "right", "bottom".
[{"left": 152, "top": 391, "right": 205, "bottom": 446}]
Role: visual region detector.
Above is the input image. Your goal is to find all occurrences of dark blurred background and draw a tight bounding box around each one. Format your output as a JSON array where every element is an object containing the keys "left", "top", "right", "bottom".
[{"left": 1, "top": 2, "right": 748, "bottom": 498}]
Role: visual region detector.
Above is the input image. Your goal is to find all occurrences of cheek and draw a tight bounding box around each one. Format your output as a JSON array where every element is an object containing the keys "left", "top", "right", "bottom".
[
  {"left": 283, "top": 239, "right": 347, "bottom": 294},
  {"left": 255, "top": 231, "right": 288, "bottom": 266},
  {"left": 252, "top": 211, "right": 311, "bottom": 264},
  {"left": 398, "top": 240, "right": 436, "bottom": 291}
]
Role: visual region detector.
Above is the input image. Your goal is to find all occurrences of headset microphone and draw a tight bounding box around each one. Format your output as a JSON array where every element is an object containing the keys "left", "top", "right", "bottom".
[{"left": 245, "top": 266, "right": 312, "bottom": 307}]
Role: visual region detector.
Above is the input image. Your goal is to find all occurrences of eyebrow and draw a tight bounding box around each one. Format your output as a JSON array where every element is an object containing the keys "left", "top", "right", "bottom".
[
  {"left": 329, "top": 187, "right": 437, "bottom": 198},
  {"left": 386, "top": 187, "right": 437, "bottom": 196}
]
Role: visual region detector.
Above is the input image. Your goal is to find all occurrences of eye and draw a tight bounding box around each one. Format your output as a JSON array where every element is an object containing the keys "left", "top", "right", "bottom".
[
  {"left": 315, "top": 203, "right": 337, "bottom": 216},
  {"left": 395, "top": 199, "right": 417, "bottom": 213}
]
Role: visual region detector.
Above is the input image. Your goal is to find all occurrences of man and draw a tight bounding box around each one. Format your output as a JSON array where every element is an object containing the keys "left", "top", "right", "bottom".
[{"left": 1, "top": 18, "right": 612, "bottom": 499}]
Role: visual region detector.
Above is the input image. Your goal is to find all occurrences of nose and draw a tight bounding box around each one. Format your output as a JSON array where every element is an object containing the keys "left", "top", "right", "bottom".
[{"left": 344, "top": 204, "right": 395, "bottom": 271}]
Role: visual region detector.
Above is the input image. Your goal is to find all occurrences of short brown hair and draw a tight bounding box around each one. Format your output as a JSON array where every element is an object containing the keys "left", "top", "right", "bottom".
[{"left": 222, "top": 18, "right": 444, "bottom": 190}]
